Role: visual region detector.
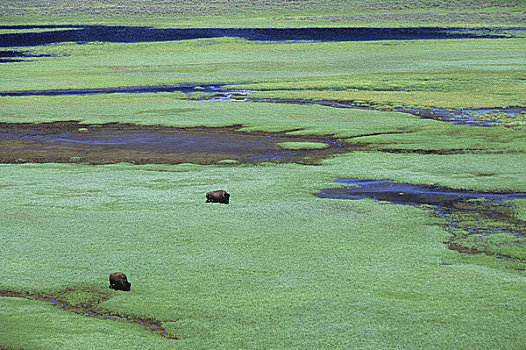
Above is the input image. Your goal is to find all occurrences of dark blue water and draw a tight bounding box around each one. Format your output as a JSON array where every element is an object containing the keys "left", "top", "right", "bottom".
[
  {"left": 314, "top": 179, "right": 526, "bottom": 206},
  {"left": 315, "top": 179, "right": 526, "bottom": 259},
  {"left": 0, "top": 26, "right": 519, "bottom": 47},
  {"left": 0, "top": 83, "right": 237, "bottom": 96},
  {"left": 0, "top": 49, "right": 60, "bottom": 63}
]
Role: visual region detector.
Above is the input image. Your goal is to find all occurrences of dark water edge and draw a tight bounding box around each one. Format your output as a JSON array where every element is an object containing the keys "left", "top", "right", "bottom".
[
  {"left": 315, "top": 179, "right": 526, "bottom": 261},
  {"left": 0, "top": 83, "right": 236, "bottom": 96},
  {"left": 0, "top": 49, "right": 63, "bottom": 63},
  {"left": 0, "top": 26, "right": 521, "bottom": 47},
  {"left": 2, "top": 83, "right": 523, "bottom": 127}
]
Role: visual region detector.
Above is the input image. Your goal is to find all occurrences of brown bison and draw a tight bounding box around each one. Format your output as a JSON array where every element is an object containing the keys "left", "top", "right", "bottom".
[
  {"left": 206, "top": 190, "right": 230, "bottom": 204},
  {"left": 109, "top": 272, "right": 131, "bottom": 291}
]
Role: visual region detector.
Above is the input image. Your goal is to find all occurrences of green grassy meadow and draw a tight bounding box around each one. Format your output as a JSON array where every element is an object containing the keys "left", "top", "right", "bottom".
[
  {"left": 2, "top": 0, "right": 525, "bottom": 27},
  {"left": 1, "top": 161, "right": 525, "bottom": 349},
  {"left": 1, "top": 37, "right": 525, "bottom": 113},
  {"left": 1, "top": 2, "right": 526, "bottom": 349}
]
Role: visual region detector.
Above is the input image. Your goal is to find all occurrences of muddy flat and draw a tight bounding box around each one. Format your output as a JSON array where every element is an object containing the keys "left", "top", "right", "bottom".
[{"left": 0, "top": 122, "right": 355, "bottom": 165}]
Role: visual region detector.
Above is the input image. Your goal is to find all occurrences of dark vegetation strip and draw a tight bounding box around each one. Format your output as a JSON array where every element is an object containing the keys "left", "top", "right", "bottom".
[
  {"left": 0, "top": 26, "right": 520, "bottom": 47},
  {"left": 315, "top": 179, "right": 526, "bottom": 263},
  {"left": 0, "top": 288, "right": 177, "bottom": 340},
  {"left": 375, "top": 148, "right": 487, "bottom": 155}
]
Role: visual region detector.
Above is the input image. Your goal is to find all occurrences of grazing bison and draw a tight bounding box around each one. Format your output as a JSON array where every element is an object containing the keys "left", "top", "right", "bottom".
[
  {"left": 206, "top": 190, "right": 230, "bottom": 204},
  {"left": 109, "top": 272, "right": 131, "bottom": 291}
]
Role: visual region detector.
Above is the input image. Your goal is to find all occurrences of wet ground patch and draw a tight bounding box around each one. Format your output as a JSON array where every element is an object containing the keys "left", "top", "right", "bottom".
[
  {"left": 315, "top": 179, "right": 526, "bottom": 262},
  {"left": 0, "top": 26, "right": 519, "bottom": 47},
  {"left": 0, "top": 287, "right": 176, "bottom": 340},
  {"left": 0, "top": 121, "right": 356, "bottom": 165}
]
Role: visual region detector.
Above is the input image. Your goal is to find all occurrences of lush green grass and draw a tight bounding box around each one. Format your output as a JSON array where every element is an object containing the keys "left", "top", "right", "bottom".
[
  {"left": 1, "top": 0, "right": 525, "bottom": 27},
  {"left": 0, "top": 27, "right": 85, "bottom": 34},
  {"left": 1, "top": 95, "right": 524, "bottom": 155},
  {"left": 1, "top": 4, "right": 525, "bottom": 348},
  {"left": 0, "top": 297, "right": 174, "bottom": 349},
  {"left": 472, "top": 110, "right": 526, "bottom": 128},
  {"left": 277, "top": 142, "right": 329, "bottom": 150},
  {"left": 516, "top": 199, "right": 526, "bottom": 221},
  {"left": 0, "top": 161, "right": 525, "bottom": 349},
  {"left": 1, "top": 37, "right": 524, "bottom": 112},
  {"left": 322, "top": 152, "right": 526, "bottom": 192}
]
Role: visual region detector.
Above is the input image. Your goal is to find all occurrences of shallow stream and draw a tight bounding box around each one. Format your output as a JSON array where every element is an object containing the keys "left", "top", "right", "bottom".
[
  {"left": 240, "top": 96, "right": 523, "bottom": 127},
  {"left": 1, "top": 84, "right": 522, "bottom": 127}
]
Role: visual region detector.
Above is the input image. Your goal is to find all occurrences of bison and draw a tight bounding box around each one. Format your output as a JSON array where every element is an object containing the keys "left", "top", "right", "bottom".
[
  {"left": 206, "top": 190, "right": 230, "bottom": 204},
  {"left": 109, "top": 272, "right": 131, "bottom": 291}
]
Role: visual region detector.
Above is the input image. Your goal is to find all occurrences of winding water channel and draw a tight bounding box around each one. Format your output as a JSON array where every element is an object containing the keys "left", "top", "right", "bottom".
[
  {"left": 239, "top": 97, "right": 523, "bottom": 127},
  {"left": 315, "top": 179, "right": 526, "bottom": 262},
  {"left": 1, "top": 83, "right": 522, "bottom": 127}
]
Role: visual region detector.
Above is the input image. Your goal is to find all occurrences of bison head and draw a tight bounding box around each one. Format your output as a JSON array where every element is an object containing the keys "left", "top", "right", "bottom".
[{"left": 109, "top": 272, "right": 131, "bottom": 291}]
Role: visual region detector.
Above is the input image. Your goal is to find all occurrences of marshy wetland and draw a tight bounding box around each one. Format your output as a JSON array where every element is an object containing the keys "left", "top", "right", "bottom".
[
  {"left": 2, "top": 83, "right": 524, "bottom": 127},
  {"left": 315, "top": 179, "right": 526, "bottom": 261},
  {"left": 1, "top": 1, "right": 526, "bottom": 349},
  {"left": 0, "top": 121, "right": 354, "bottom": 165}
]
